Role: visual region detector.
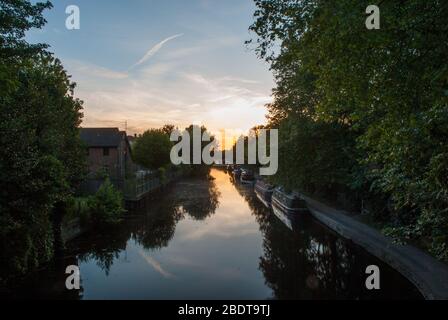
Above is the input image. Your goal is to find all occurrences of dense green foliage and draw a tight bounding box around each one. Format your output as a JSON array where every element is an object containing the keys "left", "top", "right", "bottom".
[
  {"left": 0, "top": 0, "right": 85, "bottom": 280},
  {"left": 249, "top": 0, "right": 448, "bottom": 260},
  {"left": 135, "top": 124, "right": 214, "bottom": 176},
  {"left": 133, "top": 128, "right": 172, "bottom": 170},
  {"left": 66, "top": 196, "right": 91, "bottom": 226},
  {"left": 88, "top": 179, "right": 125, "bottom": 226},
  {"left": 185, "top": 125, "right": 213, "bottom": 176},
  {"left": 0, "top": 0, "right": 52, "bottom": 60}
]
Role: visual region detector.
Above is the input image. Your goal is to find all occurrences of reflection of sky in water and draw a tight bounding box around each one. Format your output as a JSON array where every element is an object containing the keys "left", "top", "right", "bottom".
[
  {"left": 69, "top": 169, "right": 423, "bottom": 300},
  {"left": 5, "top": 170, "right": 423, "bottom": 299},
  {"left": 79, "top": 170, "right": 273, "bottom": 300}
]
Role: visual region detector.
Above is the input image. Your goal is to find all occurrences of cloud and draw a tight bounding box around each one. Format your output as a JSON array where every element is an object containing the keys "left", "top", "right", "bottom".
[
  {"left": 65, "top": 59, "right": 129, "bottom": 80},
  {"left": 129, "top": 34, "right": 184, "bottom": 70},
  {"left": 141, "top": 62, "right": 176, "bottom": 77},
  {"left": 218, "top": 76, "right": 260, "bottom": 84},
  {"left": 75, "top": 69, "right": 270, "bottom": 135},
  {"left": 65, "top": 54, "right": 272, "bottom": 136}
]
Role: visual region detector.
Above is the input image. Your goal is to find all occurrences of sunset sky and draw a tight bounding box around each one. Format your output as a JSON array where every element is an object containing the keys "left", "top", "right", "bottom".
[{"left": 26, "top": 0, "right": 274, "bottom": 137}]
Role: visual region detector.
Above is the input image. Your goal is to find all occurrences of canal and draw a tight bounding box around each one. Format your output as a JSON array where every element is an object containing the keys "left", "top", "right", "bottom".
[{"left": 8, "top": 169, "right": 422, "bottom": 299}]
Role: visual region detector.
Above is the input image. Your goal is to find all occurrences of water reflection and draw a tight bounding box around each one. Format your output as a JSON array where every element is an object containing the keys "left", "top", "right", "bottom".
[
  {"left": 260, "top": 218, "right": 364, "bottom": 299},
  {"left": 228, "top": 170, "right": 422, "bottom": 300},
  {"left": 74, "top": 175, "right": 221, "bottom": 274},
  {"left": 175, "top": 177, "right": 221, "bottom": 221},
  {"left": 6, "top": 169, "right": 422, "bottom": 299}
]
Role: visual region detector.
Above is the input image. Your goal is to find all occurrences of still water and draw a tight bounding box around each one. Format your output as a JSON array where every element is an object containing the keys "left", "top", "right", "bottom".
[{"left": 10, "top": 169, "right": 422, "bottom": 299}]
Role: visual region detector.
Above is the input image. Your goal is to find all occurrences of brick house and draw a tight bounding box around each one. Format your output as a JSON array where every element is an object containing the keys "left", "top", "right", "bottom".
[{"left": 80, "top": 128, "right": 134, "bottom": 181}]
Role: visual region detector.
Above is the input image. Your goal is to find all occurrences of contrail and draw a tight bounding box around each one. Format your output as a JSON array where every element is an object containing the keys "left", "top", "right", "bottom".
[
  {"left": 138, "top": 250, "right": 175, "bottom": 279},
  {"left": 129, "top": 34, "right": 183, "bottom": 70}
]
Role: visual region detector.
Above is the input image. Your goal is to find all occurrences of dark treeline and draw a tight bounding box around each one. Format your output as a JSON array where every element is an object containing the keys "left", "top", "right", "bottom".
[
  {"left": 132, "top": 124, "right": 214, "bottom": 177},
  {"left": 248, "top": 0, "right": 448, "bottom": 260},
  {"left": 0, "top": 1, "right": 127, "bottom": 285},
  {"left": 0, "top": 1, "right": 87, "bottom": 283}
]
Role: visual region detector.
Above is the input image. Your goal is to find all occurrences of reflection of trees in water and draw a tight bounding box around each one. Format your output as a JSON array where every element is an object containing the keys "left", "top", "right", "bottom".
[
  {"left": 180, "top": 178, "right": 221, "bottom": 221},
  {"left": 225, "top": 171, "right": 366, "bottom": 299},
  {"left": 70, "top": 176, "right": 220, "bottom": 276},
  {"left": 258, "top": 217, "right": 358, "bottom": 299},
  {"left": 257, "top": 215, "right": 419, "bottom": 299},
  {"left": 259, "top": 217, "right": 315, "bottom": 299},
  {"left": 0, "top": 256, "right": 84, "bottom": 300},
  {"left": 74, "top": 224, "right": 130, "bottom": 276},
  {"left": 131, "top": 205, "right": 184, "bottom": 250},
  {"left": 304, "top": 235, "right": 359, "bottom": 296}
]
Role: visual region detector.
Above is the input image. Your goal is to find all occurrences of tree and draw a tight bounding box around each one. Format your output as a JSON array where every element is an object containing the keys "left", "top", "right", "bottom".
[
  {"left": 0, "top": 0, "right": 52, "bottom": 60},
  {"left": 185, "top": 125, "right": 214, "bottom": 176},
  {"left": 88, "top": 178, "right": 125, "bottom": 226},
  {"left": 161, "top": 124, "right": 176, "bottom": 137},
  {"left": 0, "top": 0, "right": 86, "bottom": 281},
  {"left": 248, "top": 0, "right": 448, "bottom": 260},
  {"left": 133, "top": 129, "right": 172, "bottom": 170}
]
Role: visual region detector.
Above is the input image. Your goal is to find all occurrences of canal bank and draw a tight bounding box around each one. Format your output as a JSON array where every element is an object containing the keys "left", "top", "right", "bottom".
[{"left": 300, "top": 193, "right": 448, "bottom": 300}]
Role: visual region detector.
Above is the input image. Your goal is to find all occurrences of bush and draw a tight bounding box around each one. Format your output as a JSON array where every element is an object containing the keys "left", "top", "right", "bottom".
[
  {"left": 88, "top": 179, "right": 125, "bottom": 226},
  {"left": 66, "top": 196, "right": 91, "bottom": 226},
  {"left": 157, "top": 167, "right": 167, "bottom": 185}
]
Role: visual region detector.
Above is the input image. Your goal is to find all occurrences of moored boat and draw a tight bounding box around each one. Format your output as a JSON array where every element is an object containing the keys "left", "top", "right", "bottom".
[
  {"left": 232, "top": 167, "right": 242, "bottom": 178},
  {"left": 240, "top": 170, "right": 255, "bottom": 184},
  {"left": 271, "top": 188, "right": 308, "bottom": 230},
  {"left": 271, "top": 188, "right": 307, "bottom": 213},
  {"left": 254, "top": 180, "right": 275, "bottom": 208}
]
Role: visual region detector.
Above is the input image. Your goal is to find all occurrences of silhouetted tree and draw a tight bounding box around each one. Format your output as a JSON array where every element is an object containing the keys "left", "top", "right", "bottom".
[{"left": 0, "top": 0, "right": 85, "bottom": 281}]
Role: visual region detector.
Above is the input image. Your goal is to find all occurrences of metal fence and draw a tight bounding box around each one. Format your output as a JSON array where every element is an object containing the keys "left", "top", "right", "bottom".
[
  {"left": 124, "top": 176, "right": 161, "bottom": 201},
  {"left": 78, "top": 170, "right": 183, "bottom": 202},
  {"left": 123, "top": 170, "right": 183, "bottom": 201}
]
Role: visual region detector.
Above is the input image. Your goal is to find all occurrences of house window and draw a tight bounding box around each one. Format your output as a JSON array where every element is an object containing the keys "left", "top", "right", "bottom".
[{"left": 103, "top": 147, "right": 110, "bottom": 156}]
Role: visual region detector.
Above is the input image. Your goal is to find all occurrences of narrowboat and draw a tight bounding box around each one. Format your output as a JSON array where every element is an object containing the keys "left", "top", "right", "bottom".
[
  {"left": 271, "top": 188, "right": 308, "bottom": 230},
  {"left": 254, "top": 180, "right": 275, "bottom": 208},
  {"left": 232, "top": 167, "right": 242, "bottom": 178},
  {"left": 240, "top": 170, "right": 255, "bottom": 184}
]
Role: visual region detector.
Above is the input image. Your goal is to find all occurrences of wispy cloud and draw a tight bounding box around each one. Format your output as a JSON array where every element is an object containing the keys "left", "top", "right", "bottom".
[
  {"left": 65, "top": 59, "right": 129, "bottom": 80},
  {"left": 218, "top": 76, "right": 260, "bottom": 84},
  {"left": 129, "top": 34, "right": 184, "bottom": 70},
  {"left": 74, "top": 67, "right": 271, "bottom": 135}
]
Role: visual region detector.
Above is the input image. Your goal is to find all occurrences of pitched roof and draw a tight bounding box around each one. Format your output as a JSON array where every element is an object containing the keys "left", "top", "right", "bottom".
[{"left": 80, "top": 128, "right": 124, "bottom": 147}]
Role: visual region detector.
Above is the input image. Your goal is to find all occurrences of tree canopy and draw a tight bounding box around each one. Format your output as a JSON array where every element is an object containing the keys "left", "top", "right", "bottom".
[
  {"left": 249, "top": 0, "right": 448, "bottom": 260},
  {"left": 0, "top": 0, "right": 52, "bottom": 60},
  {"left": 0, "top": 0, "right": 85, "bottom": 281},
  {"left": 133, "top": 128, "right": 172, "bottom": 170}
]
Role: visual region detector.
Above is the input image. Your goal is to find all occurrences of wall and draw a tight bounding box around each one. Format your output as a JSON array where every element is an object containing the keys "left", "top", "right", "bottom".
[{"left": 86, "top": 147, "right": 120, "bottom": 178}]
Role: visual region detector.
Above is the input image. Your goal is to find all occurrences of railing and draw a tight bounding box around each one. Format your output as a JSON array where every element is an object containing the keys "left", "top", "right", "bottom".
[
  {"left": 123, "top": 170, "right": 183, "bottom": 201},
  {"left": 124, "top": 176, "right": 158, "bottom": 201}
]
